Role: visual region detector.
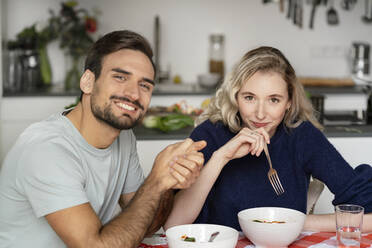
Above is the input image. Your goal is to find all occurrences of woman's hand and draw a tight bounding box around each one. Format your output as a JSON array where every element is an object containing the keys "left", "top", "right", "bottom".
[{"left": 214, "top": 127, "right": 270, "bottom": 165}]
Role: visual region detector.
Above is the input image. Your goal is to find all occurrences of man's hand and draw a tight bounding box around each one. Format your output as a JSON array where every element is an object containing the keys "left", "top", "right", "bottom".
[
  {"left": 170, "top": 151, "right": 205, "bottom": 189},
  {"left": 147, "top": 138, "right": 206, "bottom": 192}
]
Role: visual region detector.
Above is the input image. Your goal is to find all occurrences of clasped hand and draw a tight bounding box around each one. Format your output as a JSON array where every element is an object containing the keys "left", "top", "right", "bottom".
[{"left": 150, "top": 138, "right": 207, "bottom": 192}]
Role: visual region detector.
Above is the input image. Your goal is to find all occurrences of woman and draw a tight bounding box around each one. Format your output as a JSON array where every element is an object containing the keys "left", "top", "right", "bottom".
[{"left": 164, "top": 46, "right": 372, "bottom": 232}]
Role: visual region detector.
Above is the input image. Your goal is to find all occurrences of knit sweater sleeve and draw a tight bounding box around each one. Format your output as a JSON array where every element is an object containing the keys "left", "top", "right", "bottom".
[
  {"left": 298, "top": 122, "right": 372, "bottom": 213},
  {"left": 190, "top": 120, "right": 233, "bottom": 165}
]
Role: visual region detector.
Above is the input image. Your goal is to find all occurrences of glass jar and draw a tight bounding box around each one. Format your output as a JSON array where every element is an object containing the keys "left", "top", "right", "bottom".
[
  {"left": 64, "top": 54, "right": 84, "bottom": 91},
  {"left": 209, "top": 34, "right": 225, "bottom": 81},
  {"left": 19, "top": 49, "right": 42, "bottom": 92},
  {"left": 3, "top": 48, "right": 22, "bottom": 92}
]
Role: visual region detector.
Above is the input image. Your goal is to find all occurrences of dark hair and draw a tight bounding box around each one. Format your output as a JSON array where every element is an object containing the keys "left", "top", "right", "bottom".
[{"left": 80, "top": 30, "right": 156, "bottom": 100}]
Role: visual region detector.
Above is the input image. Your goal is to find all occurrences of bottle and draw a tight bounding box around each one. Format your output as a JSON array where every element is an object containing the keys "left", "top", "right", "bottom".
[
  {"left": 4, "top": 48, "right": 22, "bottom": 92},
  {"left": 209, "top": 34, "right": 225, "bottom": 83},
  {"left": 351, "top": 42, "right": 370, "bottom": 78},
  {"left": 19, "top": 49, "right": 42, "bottom": 91}
]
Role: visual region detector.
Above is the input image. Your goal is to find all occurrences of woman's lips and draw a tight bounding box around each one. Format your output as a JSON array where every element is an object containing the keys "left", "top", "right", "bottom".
[{"left": 252, "top": 122, "right": 268, "bottom": 128}]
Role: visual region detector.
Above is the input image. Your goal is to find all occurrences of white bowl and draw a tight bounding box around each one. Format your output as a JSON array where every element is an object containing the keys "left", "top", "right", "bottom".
[
  {"left": 166, "top": 224, "right": 238, "bottom": 248},
  {"left": 238, "top": 207, "right": 306, "bottom": 248},
  {"left": 197, "top": 73, "right": 220, "bottom": 88}
]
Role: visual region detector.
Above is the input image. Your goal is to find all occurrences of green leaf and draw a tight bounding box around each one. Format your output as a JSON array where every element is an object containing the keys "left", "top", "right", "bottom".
[
  {"left": 142, "top": 114, "right": 194, "bottom": 132},
  {"left": 142, "top": 115, "right": 161, "bottom": 128},
  {"left": 38, "top": 45, "right": 52, "bottom": 85}
]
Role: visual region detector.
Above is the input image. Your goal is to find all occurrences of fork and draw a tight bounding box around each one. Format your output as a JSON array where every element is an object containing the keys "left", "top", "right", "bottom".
[{"left": 263, "top": 144, "right": 285, "bottom": 195}]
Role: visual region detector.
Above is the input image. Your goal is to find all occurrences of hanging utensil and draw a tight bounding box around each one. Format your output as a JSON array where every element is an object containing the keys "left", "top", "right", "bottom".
[
  {"left": 287, "top": 0, "right": 293, "bottom": 18},
  {"left": 293, "top": 0, "right": 298, "bottom": 24},
  {"left": 296, "top": 0, "right": 303, "bottom": 28},
  {"left": 341, "top": 0, "right": 357, "bottom": 10},
  {"left": 362, "top": 0, "right": 372, "bottom": 23},
  {"left": 327, "top": 0, "right": 339, "bottom": 25},
  {"left": 309, "top": 0, "right": 321, "bottom": 29},
  {"left": 280, "top": 0, "right": 285, "bottom": 12}
]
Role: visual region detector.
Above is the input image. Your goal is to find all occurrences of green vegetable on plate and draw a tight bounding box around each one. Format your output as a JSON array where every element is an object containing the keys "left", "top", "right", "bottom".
[{"left": 142, "top": 114, "right": 194, "bottom": 132}]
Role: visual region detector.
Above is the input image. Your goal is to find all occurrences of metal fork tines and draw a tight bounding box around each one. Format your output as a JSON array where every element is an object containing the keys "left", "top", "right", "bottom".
[{"left": 263, "top": 144, "right": 285, "bottom": 195}]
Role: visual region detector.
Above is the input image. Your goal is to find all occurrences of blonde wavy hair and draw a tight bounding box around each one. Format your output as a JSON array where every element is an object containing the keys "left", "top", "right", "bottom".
[{"left": 196, "top": 46, "right": 323, "bottom": 133}]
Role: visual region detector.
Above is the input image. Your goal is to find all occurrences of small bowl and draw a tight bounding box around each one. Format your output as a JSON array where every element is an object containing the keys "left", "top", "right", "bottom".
[
  {"left": 197, "top": 73, "right": 221, "bottom": 88},
  {"left": 238, "top": 207, "right": 306, "bottom": 248},
  {"left": 166, "top": 223, "right": 238, "bottom": 248}
]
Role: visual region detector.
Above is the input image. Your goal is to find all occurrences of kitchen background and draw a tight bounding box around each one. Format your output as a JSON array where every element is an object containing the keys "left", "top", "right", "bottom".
[
  {"left": 2, "top": 0, "right": 372, "bottom": 85},
  {"left": 1, "top": 0, "right": 372, "bottom": 214}
]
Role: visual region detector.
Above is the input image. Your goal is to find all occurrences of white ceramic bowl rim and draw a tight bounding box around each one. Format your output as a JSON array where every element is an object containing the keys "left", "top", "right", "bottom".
[
  {"left": 238, "top": 206, "right": 306, "bottom": 220},
  {"left": 166, "top": 223, "right": 238, "bottom": 243}
]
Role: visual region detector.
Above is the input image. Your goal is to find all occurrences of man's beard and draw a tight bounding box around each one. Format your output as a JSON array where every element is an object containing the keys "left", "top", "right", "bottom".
[{"left": 91, "top": 97, "right": 145, "bottom": 130}]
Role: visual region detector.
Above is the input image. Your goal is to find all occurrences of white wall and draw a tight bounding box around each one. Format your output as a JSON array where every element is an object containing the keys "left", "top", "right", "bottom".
[
  {"left": 0, "top": 0, "right": 3, "bottom": 157},
  {"left": 2, "top": 0, "right": 372, "bottom": 86}
]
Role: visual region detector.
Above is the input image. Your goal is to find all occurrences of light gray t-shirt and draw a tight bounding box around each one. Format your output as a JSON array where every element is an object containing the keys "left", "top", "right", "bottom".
[{"left": 0, "top": 113, "right": 145, "bottom": 247}]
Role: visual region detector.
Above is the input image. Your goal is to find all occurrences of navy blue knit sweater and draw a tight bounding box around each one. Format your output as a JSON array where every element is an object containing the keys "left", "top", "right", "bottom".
[{"left": 190, "top": 120, "right": 372, "bottom": 231}]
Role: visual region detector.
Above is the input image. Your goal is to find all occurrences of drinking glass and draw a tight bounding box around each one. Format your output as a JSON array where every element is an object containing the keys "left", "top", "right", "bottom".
[{"left": 335, "top": 204, "right": 364, "bottom": 248}]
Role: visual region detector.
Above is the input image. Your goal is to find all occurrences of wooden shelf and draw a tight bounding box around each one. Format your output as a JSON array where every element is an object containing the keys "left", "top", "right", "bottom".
[{"left": 298, "top": 77, "right": 355, "bottom": 87}]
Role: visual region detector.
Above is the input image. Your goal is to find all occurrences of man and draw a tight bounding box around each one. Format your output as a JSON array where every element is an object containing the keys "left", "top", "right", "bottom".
[{"left": 0, "top": 30, "right": 206, "bottom": 247}]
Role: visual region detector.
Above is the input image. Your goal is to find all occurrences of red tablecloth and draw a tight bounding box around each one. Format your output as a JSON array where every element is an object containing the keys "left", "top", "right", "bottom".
[{"left": 139, "top": 232, "right": 372, "bottom": 248}]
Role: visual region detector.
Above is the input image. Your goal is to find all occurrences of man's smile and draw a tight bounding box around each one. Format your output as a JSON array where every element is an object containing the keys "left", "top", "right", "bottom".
[{"left": 115, "top": 101, "right": 136, "bottom": 112}]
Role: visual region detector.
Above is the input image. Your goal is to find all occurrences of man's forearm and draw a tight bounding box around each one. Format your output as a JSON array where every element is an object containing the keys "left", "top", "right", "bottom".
[
  {"left": 146, "top": 189, "right": 175, "bottom": 236},
  {"left": 97, "top": 180, "right": 165, "bottom": 248}
]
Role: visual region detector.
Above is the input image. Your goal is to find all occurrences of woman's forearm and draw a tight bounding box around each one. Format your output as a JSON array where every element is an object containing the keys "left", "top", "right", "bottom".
[
  {"left": 303, "top": 214, "right": 336, "bottom": 232},
  {"left": 163, "top": 151, "right": 227, "bottom": 230},
  {"left": 303, "top": 213, "right": 372, "bottom": 233}
]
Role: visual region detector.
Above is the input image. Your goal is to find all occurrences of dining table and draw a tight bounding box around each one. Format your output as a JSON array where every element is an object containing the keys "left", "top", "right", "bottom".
[{"left": 138, "top": 231, "right": 372, "bottom": 248}]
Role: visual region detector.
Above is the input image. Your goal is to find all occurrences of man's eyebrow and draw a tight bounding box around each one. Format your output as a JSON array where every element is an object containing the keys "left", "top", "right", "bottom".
[
  {"left": 143, "top": 78, "right": 154, "bottom": 85},
  {"left": 111, "top": 68, "right": 154, "bottom": 85},
  {"left": 112, "top": 68, "right": 131, "bottom": 75}
]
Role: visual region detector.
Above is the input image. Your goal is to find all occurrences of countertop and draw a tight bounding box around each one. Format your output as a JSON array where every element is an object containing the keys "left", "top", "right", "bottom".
[
  {"left": 305, "top": 85, "right": 371, "bottom": 95},
  {"left": 5, "top": 83, "right": 372, "bottom": 139},
  {"left": 3, "top": 83, "right": 370, "bottom": 97},
  {"left": 133, "top": 124, "right": 372, "bottom": 140},
  {"left": 3, "top": 82, "right": 215, "bottom": 97}
]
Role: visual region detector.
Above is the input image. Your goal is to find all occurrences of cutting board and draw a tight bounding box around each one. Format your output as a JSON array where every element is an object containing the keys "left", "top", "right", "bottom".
[{"left": 298, "top": 77, "right": 355, "bottom": 87}]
